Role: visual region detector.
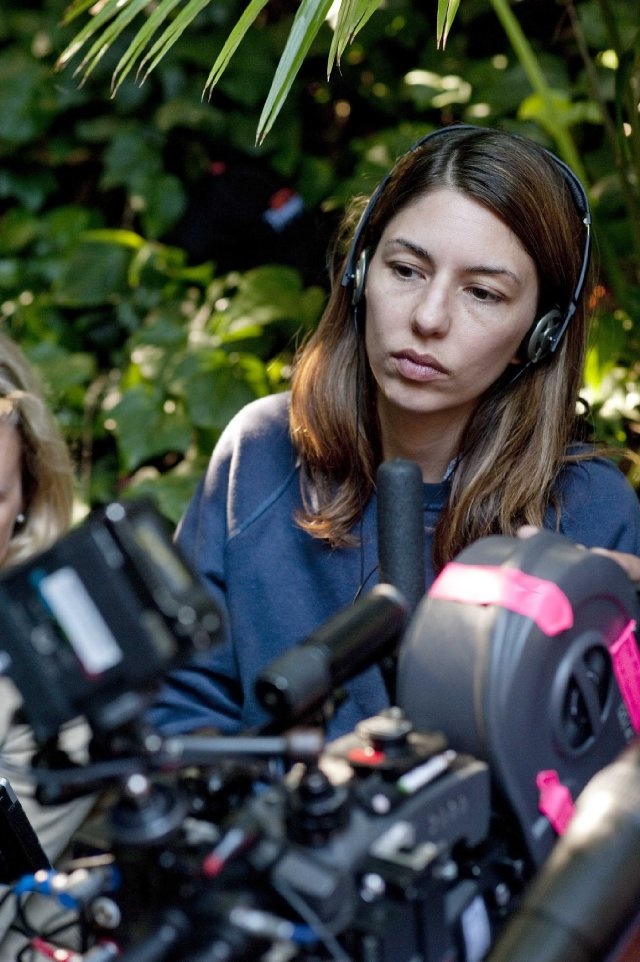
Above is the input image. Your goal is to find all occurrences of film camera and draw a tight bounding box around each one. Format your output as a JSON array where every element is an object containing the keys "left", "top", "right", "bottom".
[{"left": 0, "top": 499, "right": 637, "bottom": 962}]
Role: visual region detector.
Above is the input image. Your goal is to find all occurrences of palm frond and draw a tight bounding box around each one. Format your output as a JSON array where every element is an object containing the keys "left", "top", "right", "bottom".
[
  {"left": 203, "top": 0, "right": 272, "bottom": 97},
  {"left": 110, "top": 0, "right": 185, "bottom": 91},
  {"left": 436, "top": 0, "right": 461, "bottom": 49},
  {"left": 57, "top": 0, "right": 149, "bottom": 77},
  {"left": 58, "top": 0, "right": 464, "bottom": 139},
  {"left": 134, "top": 0, "right": 213, "bottom": 86},
  {"left": 327, "top": 0, "right": 383, "bottom": 72},
  {"left": 61, "top": 0, "right": 100, "bottom": 24},
  {"left": 256, "top": 0, "right": 335, "bottom": 144}
]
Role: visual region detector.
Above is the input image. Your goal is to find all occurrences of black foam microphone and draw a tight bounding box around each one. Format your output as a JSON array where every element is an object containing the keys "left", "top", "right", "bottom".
[
  {"left": 486, "top": 739, "right": 640, "bottom": 962},
  {"left": 255, "top": 583, "right": 407, "bottom": 724},
  {"left": 376, "top": 458, "right": 426, "bottom": 619}
]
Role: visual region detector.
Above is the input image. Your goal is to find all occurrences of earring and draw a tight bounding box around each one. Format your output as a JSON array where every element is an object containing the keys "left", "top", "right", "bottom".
[{"left": 15, "top": 513, "right": 25, "bottom": 526}]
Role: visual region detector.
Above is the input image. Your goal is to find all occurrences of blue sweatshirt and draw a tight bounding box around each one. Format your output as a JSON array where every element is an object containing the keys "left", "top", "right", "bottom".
[{"left": 151, "top": 391, "right": 640, "bottom": 739}]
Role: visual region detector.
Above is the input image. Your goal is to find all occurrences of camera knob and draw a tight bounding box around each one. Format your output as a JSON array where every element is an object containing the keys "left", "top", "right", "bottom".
[
  {"left": 286, "top": 765, "right": 350, "bottom": 846},
  {"left": 356, "top": 709, "right": 413, "bottom": 755}
]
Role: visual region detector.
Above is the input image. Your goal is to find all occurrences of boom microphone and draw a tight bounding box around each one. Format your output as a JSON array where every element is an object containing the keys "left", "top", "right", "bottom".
[
  {"left": 376, "top": 458, "right": 426, "bottom": 618},
  {"left": 255, "top": 583, "right": 407, "bottom": 723},
  {"left": 486, "top": 738, "right": 640, "bottom": 962}
]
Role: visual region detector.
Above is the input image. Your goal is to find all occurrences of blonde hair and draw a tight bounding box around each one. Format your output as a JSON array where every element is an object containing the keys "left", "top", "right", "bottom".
[
  {"left": 291, "top": 127, "right": 594, "bottom": 566},
  {"left": 0, "top": 333, "right": 74, "bottom": 568}
]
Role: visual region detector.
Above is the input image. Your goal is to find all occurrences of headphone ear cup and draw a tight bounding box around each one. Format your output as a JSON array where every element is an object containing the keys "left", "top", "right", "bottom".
[
  {"left": 521, "top": 308, "right": 565, "bottom": 364},
  {"left": 352, "top": 249, "right": 369, "bottom": 307}
]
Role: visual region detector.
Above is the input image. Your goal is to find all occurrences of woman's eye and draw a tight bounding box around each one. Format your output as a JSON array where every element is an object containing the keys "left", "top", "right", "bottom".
[
  {"left": 390, "top": 262, "right": 421, "bottom": 279},
  {"left": 468, "top": 286, "right": 501, "bottom": 303}
]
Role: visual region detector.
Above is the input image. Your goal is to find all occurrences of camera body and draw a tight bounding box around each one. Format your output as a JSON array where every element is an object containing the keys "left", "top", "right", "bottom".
[
  {"left": 0, "top": 502, "right": 638, "bottom": 961},
  {"left": 78, "top": 708, "right": 512, "bottom": 962},
  {"left": 0, "top": 499, "right": 222, "bottom": 744},
  {"left": 250, "top": 711, "right": 500, "bottom": 962}
]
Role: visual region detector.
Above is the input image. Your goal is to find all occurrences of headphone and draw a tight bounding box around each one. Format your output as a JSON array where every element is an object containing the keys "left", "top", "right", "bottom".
[{"left": 340, "top": 124, "right": 592, "bottom": 366}]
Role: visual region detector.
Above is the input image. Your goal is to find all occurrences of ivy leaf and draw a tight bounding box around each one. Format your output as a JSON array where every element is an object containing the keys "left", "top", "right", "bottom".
[{"left": 109, "top": 387, "right": 192, "bottom": 472}]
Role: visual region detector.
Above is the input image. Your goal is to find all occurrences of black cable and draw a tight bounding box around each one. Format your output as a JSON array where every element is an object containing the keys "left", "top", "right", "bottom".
[
  {"left": 353, "top": 333, "right": 367, "bottom": 604},
  {"left": 271, "top": 874, "right": 350, "bottom": 962}
]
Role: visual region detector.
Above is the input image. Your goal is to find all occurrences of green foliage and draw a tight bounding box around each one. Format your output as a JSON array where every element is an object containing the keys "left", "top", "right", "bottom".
[
  {"left": 6, "top": 223, "right": 322, "bottom": 522},
  {"left": 2, "top": 0, "right": 640, "bottom": 525},
  {"left": 1, "top": 0, "right": 332, "bottom": 521},
  {"left": 57, "top": 0, "right": 460, "bottom": 141}
]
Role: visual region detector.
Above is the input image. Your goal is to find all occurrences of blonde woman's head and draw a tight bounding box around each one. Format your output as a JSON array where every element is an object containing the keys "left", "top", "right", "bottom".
[{"left": 0, "top": 334, "right": 74, "bottom": 568}]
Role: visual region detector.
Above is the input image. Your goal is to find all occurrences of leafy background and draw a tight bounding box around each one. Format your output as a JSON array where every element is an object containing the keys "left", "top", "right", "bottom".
[{"left": 1, "top": 0, "right": 639, "bottom": 523}]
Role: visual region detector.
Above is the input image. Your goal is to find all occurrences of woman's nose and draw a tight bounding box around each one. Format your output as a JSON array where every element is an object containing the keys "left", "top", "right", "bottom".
[{"left": 411, "top": 280, "right": 452, "bottom": 337}]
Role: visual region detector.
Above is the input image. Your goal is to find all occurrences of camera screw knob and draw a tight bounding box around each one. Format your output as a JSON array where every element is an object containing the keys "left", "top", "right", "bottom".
[{"left": 286, "top": 764, "right": 350, "bottom": 846}]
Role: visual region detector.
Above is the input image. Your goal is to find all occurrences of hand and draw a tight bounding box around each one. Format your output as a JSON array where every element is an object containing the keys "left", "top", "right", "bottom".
[
  {"left": 590, "top": 547, "right": 640, "bottom": 584},
  {"left": 516, "top": 525, "right": 640, "bottom": 584}
]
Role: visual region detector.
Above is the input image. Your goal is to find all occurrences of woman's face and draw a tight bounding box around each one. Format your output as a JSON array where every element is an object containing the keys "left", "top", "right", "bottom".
[
  {"left": 364, "top": 187, "right": 540, "bottom": 439},
  {"left": 0, "top": 420, "right": 24, "bottom": 566}
]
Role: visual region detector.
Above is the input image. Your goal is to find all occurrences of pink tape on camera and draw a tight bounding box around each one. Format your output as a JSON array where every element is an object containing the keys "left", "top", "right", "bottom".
[
  {"left": 429, "top": 564, "right": 574, "bottom": 636},
  {"left": 610, "top": 621, "right": 640, "bottom": 732}
]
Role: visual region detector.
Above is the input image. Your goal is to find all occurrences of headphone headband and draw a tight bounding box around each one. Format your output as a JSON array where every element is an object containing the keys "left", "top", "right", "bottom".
[{"left": 340, "top": 124, "right": 592, "bottom": 361}]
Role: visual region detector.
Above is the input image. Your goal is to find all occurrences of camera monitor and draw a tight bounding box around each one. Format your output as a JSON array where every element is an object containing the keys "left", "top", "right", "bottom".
[{"left": 0, "top": 499, "right": 223, "bottom": 745}]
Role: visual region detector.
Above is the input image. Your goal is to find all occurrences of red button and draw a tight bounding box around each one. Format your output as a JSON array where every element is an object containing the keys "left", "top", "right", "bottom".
[{"left": 347, "top": 747, "right": 386, "bottom": 766}]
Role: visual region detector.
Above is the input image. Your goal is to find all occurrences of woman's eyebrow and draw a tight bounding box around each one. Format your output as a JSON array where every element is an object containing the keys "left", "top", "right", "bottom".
[
  {"left": 385, "top": 237, "right": 431, "bottom": 259},
  {"left": 388, "top": 237, "right": 523, "bottom": 284}
]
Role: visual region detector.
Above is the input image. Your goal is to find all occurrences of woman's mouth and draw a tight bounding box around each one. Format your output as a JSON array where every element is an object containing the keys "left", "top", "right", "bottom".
[{"left": 392, "top": 350, "right": 448, "bottom": 382}]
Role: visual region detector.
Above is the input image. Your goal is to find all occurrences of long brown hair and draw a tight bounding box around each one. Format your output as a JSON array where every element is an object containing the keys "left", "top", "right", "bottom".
[{"left": 290, "top": 126, "right": 594, "bottom": 567}]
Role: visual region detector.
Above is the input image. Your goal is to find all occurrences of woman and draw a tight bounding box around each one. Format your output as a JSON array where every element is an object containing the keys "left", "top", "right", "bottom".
[
  {"left": 151, "top": 124, "right": 640, "bottom": 740},
  {"left": 0, "top": 341, "right": 73, "bottom": 570},
  {"left": 0, "top": 332, "right": 95, "bottom": 950}
]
